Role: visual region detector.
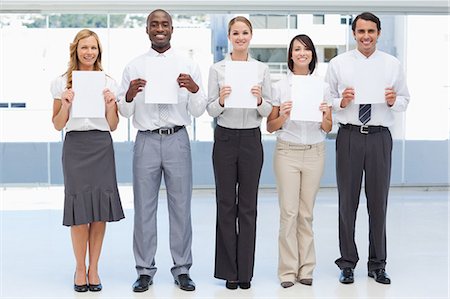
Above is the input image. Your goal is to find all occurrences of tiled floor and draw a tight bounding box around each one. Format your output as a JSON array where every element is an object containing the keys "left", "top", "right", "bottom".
[{"left": 0, "top": 186, "right": 448, "bottom": 298}]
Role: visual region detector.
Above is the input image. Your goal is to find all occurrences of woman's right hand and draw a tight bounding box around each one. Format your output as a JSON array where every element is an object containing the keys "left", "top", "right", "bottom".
[
  {"left": 61, "top": 88, "right": 74, "bottom": 110},
  {"left": 279, "top": 101, "right": 292, "bottom": 119},
  {"left": 219, "top": 85, "right": 231, "bottom": 107}
]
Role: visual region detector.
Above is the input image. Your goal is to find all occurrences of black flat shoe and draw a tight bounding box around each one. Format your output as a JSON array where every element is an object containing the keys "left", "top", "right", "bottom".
[
  {"left": 88, "top": 283, "right": 102, "bottom": 292},
  {"left": 239, "top": 281, "right": 251, "bottom": 289},
  {"left": 175, "top": 274, "right": 196, "bottom": 291},
  {"left": 225, "top": 280, "right": 238, "bottom": 289},
  {"left": 74, "top": 284, "right": 88, "bottom": 292},
  {"left": 368, "top": 269, "right": 391, "bottom": 284},
  {"left": 132, "top": 275, "right": 153, "bottom": 292},
  {"left": 339, "top": 268, "right": 354, "bottom": 284}
]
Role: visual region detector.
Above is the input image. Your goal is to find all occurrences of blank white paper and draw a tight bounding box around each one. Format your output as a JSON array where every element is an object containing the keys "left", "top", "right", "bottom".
[
  {"left": 290, "top": 75, "right": 324, "bottom": 122},
  {"left": 145, "top": 57, "right": 180, "bottom": 104},
  {"left": 354, "top": 59, "right": 386, "bottom": 104},
  {"left": 71, "top": 71, "right": 105, "bottom": 118},
  {"left": 224, "top": 61, "right": 258, "bottom": 108}
]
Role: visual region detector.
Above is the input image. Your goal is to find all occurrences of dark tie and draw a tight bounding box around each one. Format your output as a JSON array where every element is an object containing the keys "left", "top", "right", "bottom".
[{"left": 359, "top": 104, "right": 371, "bottom": 125}]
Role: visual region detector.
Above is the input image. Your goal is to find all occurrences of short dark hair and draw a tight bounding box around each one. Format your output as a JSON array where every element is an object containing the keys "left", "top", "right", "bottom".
[
  {"left": 287, "top": 34, "right": 318, "bottom": 74},
  {"left": 352, "top": 12, "right": 381, "bottom": 31}
]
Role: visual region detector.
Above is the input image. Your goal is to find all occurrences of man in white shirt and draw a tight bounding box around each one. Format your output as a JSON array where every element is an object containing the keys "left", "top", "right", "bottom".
[
  {"left": 117, "top": 9, "right": 207, "bottom": 292},
  {"left": 325, "top": 12, "right": 410, "bottom": 285}
]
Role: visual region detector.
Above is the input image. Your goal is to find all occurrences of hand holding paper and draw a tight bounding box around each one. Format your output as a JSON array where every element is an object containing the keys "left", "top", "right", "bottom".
[
  {"left": 177, "top": 73, "right": 198, "bottom": 93},
  {"left": 126, "top": 78, "right": 146, "bottom": 102},
  {"left": 251, "top": 85, "right": 263, "bottom": 105},
  {"left": 340, "top": 87, "right": 355, "bottom": 108},
  {"left": 104, "top": 88, "right": 116, "bottom": 111},
  {"left": 61, "top": 88, "right": 74, "bottom": 110},
  {"left": 385, "top": 87, "right": 396, "bottom": 106},
  {"left": 219, "top": 86, "right": 232, "bottom": 106}
]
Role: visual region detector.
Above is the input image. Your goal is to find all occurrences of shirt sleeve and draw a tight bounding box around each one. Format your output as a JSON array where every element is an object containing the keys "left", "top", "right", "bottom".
[
  {"left": 187, "top": 62, "right": 207, "bottom": 118},
  {"left": 256, "top": 64, "right": 273, "bottom": 117},
  {"left": 50, "top": 76, "right": 64, "bottom": 100},
  {"left": 206, "top": 64, "right": 225, "bottom": 117},
  {"left": 324, "top": 59, "right": 344, "bottom": 111},
  {"left": 389, "top": 61, "right": 410, "bottom": 112},
  {"left": 117, "top": 64, "right": 135, "bottom": 118}
]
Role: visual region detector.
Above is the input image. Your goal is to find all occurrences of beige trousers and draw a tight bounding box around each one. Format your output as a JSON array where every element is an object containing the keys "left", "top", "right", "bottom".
[{"left": 273, "top": 138, "right": 325, "bottom": 282}]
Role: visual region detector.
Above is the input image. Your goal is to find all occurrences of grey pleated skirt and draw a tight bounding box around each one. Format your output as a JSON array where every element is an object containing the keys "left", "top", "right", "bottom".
[{"left": 62, "top": 130, "right": 125, "bottom": 226}]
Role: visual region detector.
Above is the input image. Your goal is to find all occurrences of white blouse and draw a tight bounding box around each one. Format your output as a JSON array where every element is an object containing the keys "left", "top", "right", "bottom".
[
  {"left": 272, "top": 71, "right": 331, "bottom": 145},
  {"left": 50, "top": 73, "right": 118, "bottom": 132}
]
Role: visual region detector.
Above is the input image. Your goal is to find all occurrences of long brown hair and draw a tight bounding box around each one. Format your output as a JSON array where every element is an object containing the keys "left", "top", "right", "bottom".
[{"left": 65, "top": 29, "right": 103, "bottom": 89}]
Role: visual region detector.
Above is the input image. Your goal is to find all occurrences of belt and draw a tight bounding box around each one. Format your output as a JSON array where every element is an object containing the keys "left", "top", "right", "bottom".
[
  {"left": 149, "top": 125, "right": 184, "bottom": 135},
  {"left": 339, "top": 123, "right": 389, "bottom": 134}
]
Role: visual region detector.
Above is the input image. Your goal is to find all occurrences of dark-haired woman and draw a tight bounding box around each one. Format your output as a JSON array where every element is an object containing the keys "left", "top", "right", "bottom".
[{"left": 267, "top": 34, "right": 332, "bottom": 288}]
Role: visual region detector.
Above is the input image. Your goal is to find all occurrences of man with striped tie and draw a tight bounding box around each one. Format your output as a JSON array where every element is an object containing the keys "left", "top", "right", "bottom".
[{"left": 325, "top": 12, "right": 410, "bottom": 285}]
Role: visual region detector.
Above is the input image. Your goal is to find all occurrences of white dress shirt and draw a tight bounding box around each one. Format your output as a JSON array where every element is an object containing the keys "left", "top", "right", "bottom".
[
  {"left": 50, "top": 73, "right": 117, "bottom": 132},
  {"left": 117, "top": 48, "right": 207, "bottom": 131},
  {"left": 207, "top": 53, "right": 272, "bottom": 129},
  {"left": 325, "top": 49, "right": 410, "bottom": 127},
  {"left": 272, "top": 71, "right": 331, "bottom": 145}
]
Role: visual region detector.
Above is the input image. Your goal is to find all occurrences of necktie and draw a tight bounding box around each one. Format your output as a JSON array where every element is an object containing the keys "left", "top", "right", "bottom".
[
  {"left": 359, "top": 104, "right": 371, "bottom": 125},
  {"left": 159, "top": 104, "right": 169, "bottom": 121}
]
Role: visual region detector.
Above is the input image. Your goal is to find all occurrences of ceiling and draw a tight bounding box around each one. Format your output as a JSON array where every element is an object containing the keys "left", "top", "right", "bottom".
[{"left": 1, "top": 0, "right": 449, "bottom": 15}]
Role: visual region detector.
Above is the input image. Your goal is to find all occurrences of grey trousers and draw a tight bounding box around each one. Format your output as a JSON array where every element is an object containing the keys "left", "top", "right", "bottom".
[
  {"left": 335, "top": 126, "right": 392, "bottom": 271},
  {"left": 132, "top": 128, "right": 193, "bottom": 278}
]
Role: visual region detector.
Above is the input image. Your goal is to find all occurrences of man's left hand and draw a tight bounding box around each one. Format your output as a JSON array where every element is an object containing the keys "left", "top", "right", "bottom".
[
  {"left": 178, "top": 73, "right": 199, "bottom": 93},
  {"left": 385, "top": 87, "right": 396, "bottom": 107}
]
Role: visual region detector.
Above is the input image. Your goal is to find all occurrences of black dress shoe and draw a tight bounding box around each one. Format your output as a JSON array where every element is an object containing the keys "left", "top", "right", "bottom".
[
  {"left": 225, "top": 281, "right": 238, "bottom": 289},
  {"left": 368, "top": 269, "right": 391, "bottom": 284},
  {"left": 88, "top": 283, "right": 102, "bottom": 292},
  {"left": 239, "top": 281, "right": 251, "bottom": 289},
  {"left": 132, "top": 275, "right": 153, "bottom": 292},
  {"left": 174, "top": 274, "right": 196, "bottom": 291},
  {"left": 339, "top": 268, "right": 354, "bottom": 284},
  {"left": 74, "top": 283, "right": 88, "bottom": 292}
]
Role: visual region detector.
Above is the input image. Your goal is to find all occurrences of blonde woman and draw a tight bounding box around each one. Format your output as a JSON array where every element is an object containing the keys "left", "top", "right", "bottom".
[
  {"left": 267, "top": 34, "right": 332, "bottom": 288},
  {"left": 51, "top": 29, "right": 124, "bottom": 292},
  {"left": 207, "top": 16, "right": 272, "bottom": 290}
]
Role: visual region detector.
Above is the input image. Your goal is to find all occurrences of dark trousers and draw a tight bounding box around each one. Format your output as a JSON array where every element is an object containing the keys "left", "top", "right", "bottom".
[
  {"left": 335, "top": 126, "right": 392, "bottom": 271},
  {"left": 212, "top": 125, "right": 263, "bottom": 282}
]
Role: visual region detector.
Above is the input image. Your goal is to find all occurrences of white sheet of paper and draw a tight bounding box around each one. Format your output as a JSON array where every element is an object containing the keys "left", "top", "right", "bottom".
[
  {"left": 290, "top": 75, "right": 324, "bottom": 122},
  {"left": 224, "top": 61, "right": 258, "bottom": 108},
  {"left": 145, "top": 57, "right": 179, "bottom": 104},
  {"left": 353, "top": 59, "right": 386, "bottom": 104},
  {"left": 71, "top": 71, "right": 105, "bottom": 118}
]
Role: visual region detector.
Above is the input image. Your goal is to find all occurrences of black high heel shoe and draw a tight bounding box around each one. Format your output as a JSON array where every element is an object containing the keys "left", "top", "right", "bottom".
[
  {"left": 88, "top": 283, "right": 102, "bottom": 292},
  {"left": 87, "top": 271, "right": 102, "bottom": 292},
  {"left": 74, "top": 273, "right": 88, "bottom": 292}
]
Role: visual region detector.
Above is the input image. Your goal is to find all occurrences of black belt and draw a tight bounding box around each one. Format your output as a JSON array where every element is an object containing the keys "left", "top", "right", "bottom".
[
  {"left": 339, "top": 123, "right": 388, "bottom": 134},
  {"left": 149, "top": 125, "right": 184, "bottom": 135}
]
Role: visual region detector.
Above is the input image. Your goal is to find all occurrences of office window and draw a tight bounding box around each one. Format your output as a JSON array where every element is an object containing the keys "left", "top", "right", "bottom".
[
  {"left": 313, "top": 14, "right": 325, "bottom": 25},
  {"left": 48, "top": 14, "right": 107, "bottom": 28},
  {"left": 289, "top": 15, "right": 298, "bottom": 29},
  {"left": 324, "top": 47, "right": 338, "bottom": 62},
  {"left": 250, "top": 14, "right": 287, "bottom": 29}
]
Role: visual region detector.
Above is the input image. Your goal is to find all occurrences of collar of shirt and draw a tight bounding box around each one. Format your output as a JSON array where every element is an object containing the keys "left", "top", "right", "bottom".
[
  {"left": 147, "top": 47, "right": 174, "bottom": 58},
  {"left": 224, "top": 53, "right": 255, "bottom": 62},
  {"left": 353, "top": 48, "right": 380, "bottom": 60}
]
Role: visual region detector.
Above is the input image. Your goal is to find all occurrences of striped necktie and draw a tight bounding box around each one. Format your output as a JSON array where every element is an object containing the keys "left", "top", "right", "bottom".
[{"left": 359, "top": 104, "right": 371, "bottom": 125}]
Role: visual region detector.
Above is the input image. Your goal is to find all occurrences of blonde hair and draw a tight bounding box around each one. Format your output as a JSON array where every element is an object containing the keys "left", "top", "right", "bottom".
[
  {"left": 228, "top": 16, "right": 253, "bottom": 35},
  {"left": 65, "top": 29, "right": 103, "bottom": 89}
]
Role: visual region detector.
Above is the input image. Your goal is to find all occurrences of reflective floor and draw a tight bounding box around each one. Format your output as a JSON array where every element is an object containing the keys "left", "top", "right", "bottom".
[{"left": 0, "top": 186, "right": 448, "bottom": 298}]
